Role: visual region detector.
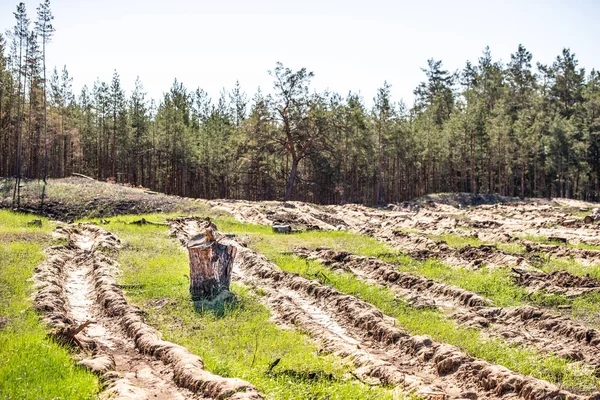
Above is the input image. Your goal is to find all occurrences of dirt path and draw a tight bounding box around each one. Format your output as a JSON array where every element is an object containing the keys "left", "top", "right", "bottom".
[
  {"left": 170, "top": 217, "right": 600, "bottom": 400},
  {"left": 296, "top": 247, "right": 600, "bottom": 369},
  {"left": 33, "top": 224, "right": 262, "bottom": 400}
]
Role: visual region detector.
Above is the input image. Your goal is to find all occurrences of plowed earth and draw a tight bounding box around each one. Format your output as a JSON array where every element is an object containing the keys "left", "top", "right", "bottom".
[
  {"left": 294, "top": 247, "right": 600, "bottom": 369},
  {"left": 168, "top": 217, "right": 600, "bottom": 400},
  {"left": 206, "top": 198, "right": 600, "bottom": 296},
  {"left": 33, "top": 223, "right": 262, "bottom": 400}
]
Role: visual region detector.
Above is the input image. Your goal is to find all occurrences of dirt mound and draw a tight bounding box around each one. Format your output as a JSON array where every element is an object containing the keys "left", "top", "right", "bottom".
[
  {"left": 513, "top": 267, "right": 600, "bottom": 296},
  {"left": 522, "top": 240, "right": 600, "bottom": 266},
  {"left": 1, "top": 177, "right": 201, "bottom": 221}
]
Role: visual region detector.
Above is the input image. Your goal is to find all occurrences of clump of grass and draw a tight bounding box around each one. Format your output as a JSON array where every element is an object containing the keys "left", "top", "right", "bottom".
[
  {"left": 570, "top": 242, "right": 600, "bottom": 251},
  {"left": 106, "top": 217, "right": 399, "bottom": 399},
  {"left": 536, "top": 257, "right": 600, "bottom": 280},
  {"left": 497, "top": 242, "right": 527, "bottom": 254},
  {"left": 519, "top": 234, "right": 600, "bottom": 251},
  {"left": 0, "top": 210, "right": 100, "bottom": 399}
]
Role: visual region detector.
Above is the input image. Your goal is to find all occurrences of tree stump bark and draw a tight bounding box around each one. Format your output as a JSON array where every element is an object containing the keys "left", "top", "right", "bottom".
[{"left": 187, "top": 232, "right": 236, "bottom": 301}]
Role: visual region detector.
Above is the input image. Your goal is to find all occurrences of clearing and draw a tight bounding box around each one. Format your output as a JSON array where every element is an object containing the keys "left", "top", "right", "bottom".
[{"left": 2, "top": 179, "right": 600, "bottom": 399}]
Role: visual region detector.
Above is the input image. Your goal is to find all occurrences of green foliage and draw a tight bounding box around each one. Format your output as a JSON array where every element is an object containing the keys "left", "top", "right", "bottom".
[
  {"left": 3, "top": 18, "right": 600, "bottom": 204},
  {"left": 427, "top": 232, "right": 484, "bottom": 249}
]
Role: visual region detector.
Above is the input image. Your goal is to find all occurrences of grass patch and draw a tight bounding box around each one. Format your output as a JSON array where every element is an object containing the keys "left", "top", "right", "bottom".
[
  {"left": 570, "top": 210, "right": 593, "bottom": 220},
  {"left": 103, "top": 217, "right": 399, "bottom": 400},
  {"left": 0, "top": 210, "right": 100, "bottom": 400},
  {"left": 534, "top": 256, "right": 600, "bottom": 281},
  {"left": 497, "top": 242, "right": 527, "bottom": 254}
]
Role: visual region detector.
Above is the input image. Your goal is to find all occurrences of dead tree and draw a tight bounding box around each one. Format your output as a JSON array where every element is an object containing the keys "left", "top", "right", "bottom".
[{"left": 187, "top": 228, "right": 236, "bottom": 302}]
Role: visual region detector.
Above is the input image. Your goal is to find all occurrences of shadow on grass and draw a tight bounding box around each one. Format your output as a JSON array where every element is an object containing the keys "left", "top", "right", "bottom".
[
  {"left": 266, "top": 369, "right": 337, "bottom": 383},
  {"left": 192, "top": 290, "right": 243, "bottom": 317}
]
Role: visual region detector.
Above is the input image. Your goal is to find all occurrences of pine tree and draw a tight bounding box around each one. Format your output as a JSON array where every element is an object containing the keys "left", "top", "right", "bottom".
[
  {"left": 268, "top": 62, "right": 321, "bottom": 201},
  {"left": 35, "top": 0, "right": 54, "bottom": 209},
  {"left": 11, "top": 2, "right": 29, "bottom": 208}
]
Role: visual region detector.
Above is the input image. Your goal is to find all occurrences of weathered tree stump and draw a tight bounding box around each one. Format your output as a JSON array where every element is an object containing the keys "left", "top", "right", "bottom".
[{"left": 187, "top": 229, "right": 237, "bottom": 308}]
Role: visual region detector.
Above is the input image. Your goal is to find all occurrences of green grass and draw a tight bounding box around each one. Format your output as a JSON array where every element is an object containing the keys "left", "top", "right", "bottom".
[
  {"left": 497, "top": 242, "right": 527, "bottom": 254},
  {"left": 570, "top": 210, "right": 593, "bottom": 220},
  {"left": 534, "top": 256, "right": 600, "bottom": 280},
  {"left": 85, "top": 213, "right": 600, "bottom": 394},
  {"left": 0, "top": 210, "right": 100, "bottom": 400},
  {"left": 101, "top": 215, "right": 400, "bottom": 400}
]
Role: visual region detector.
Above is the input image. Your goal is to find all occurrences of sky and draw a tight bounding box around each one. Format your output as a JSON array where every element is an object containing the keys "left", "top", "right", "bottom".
[{"left": 1, "top": 0, "right": 599, "bottom": 107}]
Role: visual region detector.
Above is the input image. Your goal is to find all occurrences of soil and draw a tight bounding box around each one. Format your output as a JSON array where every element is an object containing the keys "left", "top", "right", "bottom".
[
  {"left": 512, "top": 267, "right": 600, "bottom": 296},
  {"left": 0, "top": 177, "right": 202, "bottom": 221},
  {"left": 33, "top": 223, "right": 261, "bottom": 399}
]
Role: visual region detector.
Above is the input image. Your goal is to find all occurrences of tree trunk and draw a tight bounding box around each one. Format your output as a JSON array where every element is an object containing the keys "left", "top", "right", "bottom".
[
  {"left": 284, "top": 157, "right": 299, "bottom": 201},
  {"left": 187, "top": 233, "right": 236, "bottom": 300}
]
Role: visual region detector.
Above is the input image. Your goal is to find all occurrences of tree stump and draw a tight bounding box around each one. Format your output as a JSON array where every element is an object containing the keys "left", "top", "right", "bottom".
[{"left": 187, "top": 230, "right": 237, "bottom": 305}]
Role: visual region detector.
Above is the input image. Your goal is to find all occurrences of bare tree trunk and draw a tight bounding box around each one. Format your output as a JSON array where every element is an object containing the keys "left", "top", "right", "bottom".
[{"left": 284, "top": 157, "right": 299, "bottom": 201}]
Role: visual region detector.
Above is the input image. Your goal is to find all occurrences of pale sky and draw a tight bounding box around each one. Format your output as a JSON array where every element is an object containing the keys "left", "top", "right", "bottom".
[{"left": 1, "top": 0, "right": 599, "bottom": 107}]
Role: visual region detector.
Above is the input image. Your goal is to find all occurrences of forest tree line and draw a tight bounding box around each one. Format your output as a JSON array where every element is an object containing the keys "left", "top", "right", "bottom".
[{"left": 1, "top": 1, "right": 600, "bottom": 206}]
